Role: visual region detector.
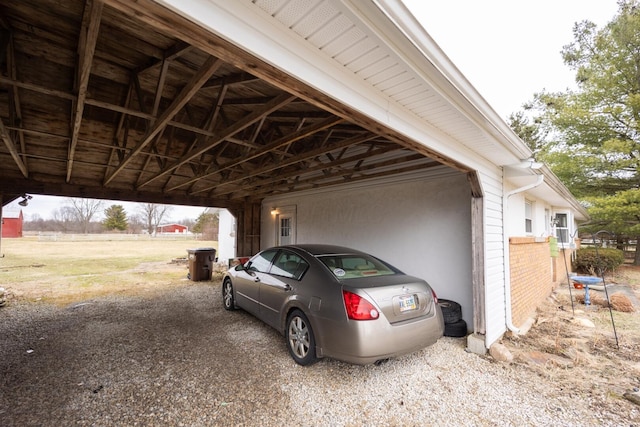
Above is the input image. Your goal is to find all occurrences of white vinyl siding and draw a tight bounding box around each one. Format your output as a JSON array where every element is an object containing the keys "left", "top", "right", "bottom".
[{"left": 478, "top": 169, "right": 507, "bottom": 347}]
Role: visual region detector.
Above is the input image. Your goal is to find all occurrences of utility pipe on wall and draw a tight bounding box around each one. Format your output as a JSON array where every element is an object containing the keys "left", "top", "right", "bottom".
[{"left": 503, "top": 174, "right": 544, "bottom": 333}]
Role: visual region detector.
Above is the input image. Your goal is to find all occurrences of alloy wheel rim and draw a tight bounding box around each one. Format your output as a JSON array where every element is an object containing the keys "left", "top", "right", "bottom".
[
  {"left": 224, "top": 283, "right": 232, "bottom": 307},
  {"left": 289, "top": 316, "right": 309, "bottom": 358}
]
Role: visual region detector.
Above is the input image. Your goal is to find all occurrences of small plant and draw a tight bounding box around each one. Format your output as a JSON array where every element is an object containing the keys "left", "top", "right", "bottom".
[{"left": 574, "top": 248, "right": 625, "bottom": 275}]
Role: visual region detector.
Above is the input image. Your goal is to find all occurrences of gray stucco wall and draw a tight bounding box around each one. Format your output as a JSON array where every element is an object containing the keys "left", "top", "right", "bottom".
[{"left": 262, "top": 172, "right": 474, "bottom": 327}]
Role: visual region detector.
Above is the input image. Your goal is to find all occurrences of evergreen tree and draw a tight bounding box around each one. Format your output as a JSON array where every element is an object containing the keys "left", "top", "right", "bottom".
[
  {"left": 517, "top": 1, "right": 640, "bottom": 264},
  {"left": 192, "top": 211, "right": 219, "bottom": 240},
  {"left": 103, "top": 205, "right": 128, "bottom": 231}
]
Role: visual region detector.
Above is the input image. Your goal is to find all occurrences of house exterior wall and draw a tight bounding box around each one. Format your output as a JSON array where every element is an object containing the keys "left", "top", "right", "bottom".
[
  {"left": 262, "top": 172, "right": 475, "bottom": 327},
  {"left": 509, "top": 237, "right": 553, "bottom": 328},
  {"left": 477, "top": 169, "right": 508, "bottom": 346},
  {"left": 505, "top": 189, "right": 579, "bottom": 331}
]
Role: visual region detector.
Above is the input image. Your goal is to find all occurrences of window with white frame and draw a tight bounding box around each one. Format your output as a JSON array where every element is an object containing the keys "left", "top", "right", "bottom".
[
  {"left": 525, "top": 200, "right": 533, "bottom": 234},
  {"left": 554, "top": 213, "right": 570, "bottom": 245}
]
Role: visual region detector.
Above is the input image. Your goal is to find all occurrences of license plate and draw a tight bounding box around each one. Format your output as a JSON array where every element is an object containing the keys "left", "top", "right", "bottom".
[{"left": 399, "top": 295, "right": 417, "bottom": 312}]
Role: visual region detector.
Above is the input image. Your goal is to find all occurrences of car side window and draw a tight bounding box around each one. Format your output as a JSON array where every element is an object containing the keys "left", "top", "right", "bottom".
[
  {"left": 270, "top": 250, "right": 308, "bottom": 280},
  {"left": 247, "top": 249, "right": 278, "bottom": 273}
]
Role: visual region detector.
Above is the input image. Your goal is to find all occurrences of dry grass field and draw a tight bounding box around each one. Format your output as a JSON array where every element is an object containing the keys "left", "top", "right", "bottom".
[{"left": 0, "top": 236, "right": 221, "bottom": 305}]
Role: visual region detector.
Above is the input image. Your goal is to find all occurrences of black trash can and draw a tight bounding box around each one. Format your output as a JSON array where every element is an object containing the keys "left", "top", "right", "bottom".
[{"left": 187, "top": 248, "right": 216, "bottom": 281}]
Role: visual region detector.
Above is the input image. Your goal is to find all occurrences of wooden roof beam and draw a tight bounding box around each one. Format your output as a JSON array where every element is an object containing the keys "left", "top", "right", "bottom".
[
  {"left": 207, "top": 144, "right": 396, "bottom": 198},
  {"left": 104, "top": 55, "right": 223, "bottom": 185},
  {"left": 166, "top": 115, "right": 343, "bottom": 192},
  {"left": 67, "top": 0, "right": 103, "bottom": 183},
  {"left": 0, "top": 117, "right": 28, "bottom": 177},
  {"left": 0, "top": 76, "right": 284, "bottom": 140},
  {"left": 192, "top": 133, "right": 378, "bottom": 196},
  {"left": 242, "top": 156, "right": 437, "bottom": 200},
  {"left": 136, "top": 92, "right": 296, "bottom": 189}
]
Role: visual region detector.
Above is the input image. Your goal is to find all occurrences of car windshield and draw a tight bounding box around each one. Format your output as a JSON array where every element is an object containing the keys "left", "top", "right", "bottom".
[{"left": 317, "top": 253, "right": 397, "bottom": 280}]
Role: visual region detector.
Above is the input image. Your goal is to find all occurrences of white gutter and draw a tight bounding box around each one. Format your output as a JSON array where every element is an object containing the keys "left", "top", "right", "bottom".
[{"left": 503, "top": 174, "right": 544, "bottom": 333}]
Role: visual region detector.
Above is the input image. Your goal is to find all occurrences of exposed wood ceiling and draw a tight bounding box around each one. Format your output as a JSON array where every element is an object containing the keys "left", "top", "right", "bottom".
[{"left": 0, "top": 0, "right": 450, "bottom": 210}]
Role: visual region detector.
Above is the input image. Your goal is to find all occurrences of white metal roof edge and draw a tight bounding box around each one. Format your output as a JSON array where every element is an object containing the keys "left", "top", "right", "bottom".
[{"left": 362, "top": 0, "right": 533, "bottom": 162}]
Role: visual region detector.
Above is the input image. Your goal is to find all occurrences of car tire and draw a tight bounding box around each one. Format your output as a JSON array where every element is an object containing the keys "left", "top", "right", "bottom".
[
  {"left": 438, "top": 299, "right": 462, "bottom": 324},
  {"left": 444, "top": 319, "right": 468, "bottom": 338},
  {"left": 222, "top": 279, "right": 236, "bottom": 311},
  {"left": 285, "top": 309, "right": 318, "bottom": 366}
]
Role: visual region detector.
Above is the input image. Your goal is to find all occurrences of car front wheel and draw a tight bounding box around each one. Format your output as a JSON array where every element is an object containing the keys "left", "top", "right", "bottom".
[
  {"left": 285, "top": 309, "right": 317, "bottom": 366},
  {"left": 222, "top": 279, "right": 236, "bottom": 311}
]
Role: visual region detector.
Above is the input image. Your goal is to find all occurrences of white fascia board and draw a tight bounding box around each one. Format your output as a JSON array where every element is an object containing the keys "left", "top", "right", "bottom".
[
  {"left": 155, "top": 0, "right": 490, "bottom": 171},
  {"left": 365, "top": 0, "right": 532, "bottom": 163}
]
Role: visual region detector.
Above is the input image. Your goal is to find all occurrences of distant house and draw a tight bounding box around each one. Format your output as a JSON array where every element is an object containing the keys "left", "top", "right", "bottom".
[
  {"left": 2, "top": 210, "right": 23, "bottom": 238},
  {"left": 156, "top": 223, "right": 189, "bottom": 234}
]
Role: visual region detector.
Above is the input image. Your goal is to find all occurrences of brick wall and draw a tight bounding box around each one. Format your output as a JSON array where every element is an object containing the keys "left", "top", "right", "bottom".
[
  {"left": 552, "top": 247, "right": 574, "bottom": 284},
  {"left": 509, "top": 237, "right": 553, "bottom": 328}
]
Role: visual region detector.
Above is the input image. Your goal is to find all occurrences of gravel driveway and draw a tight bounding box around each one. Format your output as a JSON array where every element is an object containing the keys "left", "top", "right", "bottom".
[{"left": 0, "top": 283, "right": 634, "bottom": 426}]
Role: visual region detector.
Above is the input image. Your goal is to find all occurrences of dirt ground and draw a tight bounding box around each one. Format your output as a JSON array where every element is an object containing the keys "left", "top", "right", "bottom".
[{"left": 501, "top": 264, "right": 640, "bottom": 410}]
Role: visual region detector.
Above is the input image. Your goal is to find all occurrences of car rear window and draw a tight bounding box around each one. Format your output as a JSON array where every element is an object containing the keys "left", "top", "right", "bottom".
[{"left": 317, "top": 254, "right": 397, "bottom": 279}]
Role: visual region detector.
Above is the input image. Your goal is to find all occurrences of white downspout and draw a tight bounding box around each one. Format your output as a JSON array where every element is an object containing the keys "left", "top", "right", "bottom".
[{"left": 503, "top": 174, "right": 544, "bottom": 333}]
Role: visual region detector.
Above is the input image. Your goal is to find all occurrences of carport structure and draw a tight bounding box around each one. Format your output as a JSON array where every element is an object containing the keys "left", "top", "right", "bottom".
[{"left": 0, "top": 0, "right": 587, "bottom": 352}]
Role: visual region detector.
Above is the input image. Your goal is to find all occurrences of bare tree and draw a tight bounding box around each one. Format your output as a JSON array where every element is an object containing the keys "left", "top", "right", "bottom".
[
  {"left": 127, "top": 213, "right": 144, "bottom": 234},
  {"left": 139, "top": 203, "right": 172, "bottom": 235},
  {"left": 66, "top": 198, "right": 105, "bottom": 234}
]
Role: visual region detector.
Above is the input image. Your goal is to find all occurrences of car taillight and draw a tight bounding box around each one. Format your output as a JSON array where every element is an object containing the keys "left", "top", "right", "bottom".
[
  {"left": 342, "top": 290, "right": 379, "bottom": 320},
  {"left": 431, "top": 289, "right": 438, "bottom": 304}
]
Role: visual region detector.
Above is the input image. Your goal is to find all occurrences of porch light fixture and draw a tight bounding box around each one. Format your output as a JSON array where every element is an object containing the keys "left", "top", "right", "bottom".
[
  {"left": 270, "top": 207, "right": 279, "bottom": 216},
  {"left": 18, "top": 194, "right": 32, "bottom": 207}
]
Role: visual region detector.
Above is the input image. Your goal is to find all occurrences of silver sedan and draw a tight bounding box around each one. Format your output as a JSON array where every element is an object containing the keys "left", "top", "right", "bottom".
[{"left": 222, "top": 244, "right": 444, "bottom": 365}]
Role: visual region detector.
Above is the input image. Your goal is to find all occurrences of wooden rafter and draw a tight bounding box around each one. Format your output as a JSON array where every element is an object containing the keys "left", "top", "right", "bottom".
[
  {"left": 242, "top": 155, "right": 437, "bottom": 200},
  {"left": 168, "top": 115, "right": 343, "bottom": 192},
  {"left": 67, "top": 0, "right": 103, "bottom": 182},
  {"left": 137, "top": 92, "right": 296, "bottom": 189},
  {"left": 104, "top": 55, "right": 223, "bottom": 185},
  {"left": 0, "top": 117, "right": 28, "bottom": 177},
  {"left": 218, "top": 144, "right": 398, "bottom": 198},
  {"left": 191, "top": 133, "right": 379, "bottom": 196}
]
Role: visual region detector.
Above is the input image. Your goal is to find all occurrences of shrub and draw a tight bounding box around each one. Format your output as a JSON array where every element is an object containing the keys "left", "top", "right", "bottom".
[{"left": 574, "top": 248, "right": 625, "bottom": 275}]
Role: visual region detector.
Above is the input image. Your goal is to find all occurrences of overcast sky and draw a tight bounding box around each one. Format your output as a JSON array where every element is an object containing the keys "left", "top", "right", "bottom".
[
  {"left": 4, "top": 1, "right": 620, "bottom": 220},
  {"left": 401, "top": 0, "right": 619, "bottom": 118}
]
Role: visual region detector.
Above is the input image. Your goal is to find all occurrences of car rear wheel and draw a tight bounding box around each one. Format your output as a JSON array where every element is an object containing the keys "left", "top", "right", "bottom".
[
  {"left": 285, "top": 309, "right": 317, "bottom": 366},
  {"left": 222, "top": 279, "right": 236, "bottom": 311}
]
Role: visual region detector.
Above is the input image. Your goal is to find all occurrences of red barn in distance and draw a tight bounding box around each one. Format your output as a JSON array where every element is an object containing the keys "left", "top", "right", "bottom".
[
  {"left": 1, "top": 210, "right": 23, "bottom": 238},
  {"left": 156, "top": 223, "right": 189, "bottom": 234}
]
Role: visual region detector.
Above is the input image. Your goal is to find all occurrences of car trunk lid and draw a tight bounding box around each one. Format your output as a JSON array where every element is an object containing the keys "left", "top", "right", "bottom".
[{"left": 343, "top": 275, "right": 436, "bottom": 324}]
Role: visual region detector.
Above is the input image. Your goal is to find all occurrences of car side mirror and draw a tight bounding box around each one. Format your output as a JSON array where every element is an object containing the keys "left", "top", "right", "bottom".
[{"left": 234, "top": 264, "right": 245, "bottom": 271}]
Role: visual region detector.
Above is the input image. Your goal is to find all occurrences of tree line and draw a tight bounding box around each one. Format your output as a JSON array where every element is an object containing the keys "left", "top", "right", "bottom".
[{"left": 24, "top": 198, "right": 219, "bottom": 240}]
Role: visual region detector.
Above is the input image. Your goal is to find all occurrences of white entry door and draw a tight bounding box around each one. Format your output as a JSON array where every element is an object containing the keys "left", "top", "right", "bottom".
[{"left": 276, "top": 208, "right": 296, "bottom": 246}]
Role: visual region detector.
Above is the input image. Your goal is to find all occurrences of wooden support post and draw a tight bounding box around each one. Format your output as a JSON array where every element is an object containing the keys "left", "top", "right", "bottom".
[{"left": 229, "top": 202, "right": 261, "bottom": 257}]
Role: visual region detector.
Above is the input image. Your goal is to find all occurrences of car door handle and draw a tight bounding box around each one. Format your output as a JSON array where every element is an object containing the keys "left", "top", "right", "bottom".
[
  {"left": 283, "top": 284, "right": 291, "bottom": 291},
  {"left": 254, "top": 276, "right": 261, "bottom": 282}
]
